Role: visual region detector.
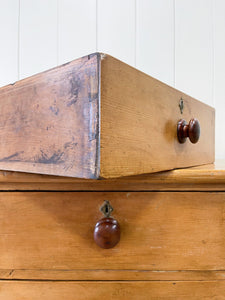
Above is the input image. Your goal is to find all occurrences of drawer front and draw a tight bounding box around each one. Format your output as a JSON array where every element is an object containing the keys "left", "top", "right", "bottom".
[
  {"left": 1, "top": 281, "right": 225, "bottom": 299},
  {"left": 100, "top": 54, "right": 215, "bottom": 178},
  {"left": 0, "top": 192, "right": 225, "bottom": 272}
]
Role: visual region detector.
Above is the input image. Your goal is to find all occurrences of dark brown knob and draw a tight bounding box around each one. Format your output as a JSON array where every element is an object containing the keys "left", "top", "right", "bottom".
[
  {"left": 94, "top": 217, "right": 120, "bottom": 249},
  {"left": 177, "top": 118, "right": 200, "bottom": 144}
]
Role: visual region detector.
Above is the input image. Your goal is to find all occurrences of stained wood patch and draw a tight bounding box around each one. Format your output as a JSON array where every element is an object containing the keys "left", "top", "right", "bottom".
[{"left": 0, "top": 53, "right": 100, "bottom": 178}]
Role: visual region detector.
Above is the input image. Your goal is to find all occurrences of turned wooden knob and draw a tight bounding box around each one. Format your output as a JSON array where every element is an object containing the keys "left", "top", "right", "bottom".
[
  {"left": 177, "top": 118, "right": 200, "bottom": 144},
  {"left": 94, "top": 217, "right": 120, "bottom": 249}
]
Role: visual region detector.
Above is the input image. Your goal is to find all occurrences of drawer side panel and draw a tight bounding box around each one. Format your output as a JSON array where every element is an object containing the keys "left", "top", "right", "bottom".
[{"left": 0, "top": 54, "right": 100, "bottom": 179}]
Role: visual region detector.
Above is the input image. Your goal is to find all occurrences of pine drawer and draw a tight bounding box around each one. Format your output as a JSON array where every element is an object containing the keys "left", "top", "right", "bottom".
[
  {"left": 0, "top": 53, "right": 215, "bottom": 179},
  {"left": 0, "top": 191, "right": 224, "bottom": 275}
]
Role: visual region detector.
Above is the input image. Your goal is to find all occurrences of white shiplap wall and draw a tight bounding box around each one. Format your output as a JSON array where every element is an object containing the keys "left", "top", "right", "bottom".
[
  {"left": 136, "top": 0, "right": 174, "bottom": 86},
  {"left": 0, "top": 0, "right": 224, "bottom": 158},
  {"left": 19, "top": 0, "right": 58, "bottom": 79},
  {"left": 58, "top": 0, "right": 96, "bottom": 65},
  {"left": 175, "top": 0, "right": 213, "bottom": 106},
  {"left": 97, "top": 0, "right": 136, "bottom": 66},
  {"left": 0, "top": 0, "right": 19, "bottom": 86}
]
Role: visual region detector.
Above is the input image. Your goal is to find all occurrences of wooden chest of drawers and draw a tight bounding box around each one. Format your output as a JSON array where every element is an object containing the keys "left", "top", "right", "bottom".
[
  {"left": 0, "top": 161, "right": 225, "bottom": 299},
  {"left": 0, "top": 52, "right": 219, "bottom": 298}
]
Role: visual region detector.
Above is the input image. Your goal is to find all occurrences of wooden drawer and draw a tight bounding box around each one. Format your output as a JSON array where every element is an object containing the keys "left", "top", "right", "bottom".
[
  {"left": 0, "top": 53, "right": 214, "bottom": 179},
  {"left": 0, "top": 191, "right": 225, "bottom": 278}
]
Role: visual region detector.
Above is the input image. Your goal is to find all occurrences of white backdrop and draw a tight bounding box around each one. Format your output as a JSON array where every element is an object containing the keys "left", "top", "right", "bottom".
[{"left": 0, "top": 0, "right": 224, "bottom": 159}]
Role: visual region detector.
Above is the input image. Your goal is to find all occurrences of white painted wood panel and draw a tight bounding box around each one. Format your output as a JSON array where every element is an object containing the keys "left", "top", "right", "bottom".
[
  {"left": 175, "top": 0, "right": 213, "bottom": 105},
  {"left": 136, "top": 0, "right": 174, "bottom": 86},
  {"left": 97, "top": 0, "right": 135, "bottom": 66},
  {"left": 58, "top": 0, "right": 96, "bottom": 65},
  {"left": 0, "top": 0, "right": 19, "bottom": 87},
  {"left": 19, "top": 0, "right": 57, "bottom": 79},
  {"left": 214, "top": 0, "right": 225, "bottom": 159}
]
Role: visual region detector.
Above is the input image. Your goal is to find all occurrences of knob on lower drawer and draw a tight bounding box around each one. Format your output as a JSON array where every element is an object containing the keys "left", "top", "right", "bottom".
[
  {"left": 94, "top": 217, "right": 120, "bottom": 249},
  {"left": 94, "top": 200, "right": 120, "bottom": 249},
  {"left": 177, "top": 118, "right": 200, "bottom": 144}
]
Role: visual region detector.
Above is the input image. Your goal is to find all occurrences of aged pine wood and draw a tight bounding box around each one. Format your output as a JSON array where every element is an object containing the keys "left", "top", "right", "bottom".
[
  {"left": 1, "top": 281, "right": 225, "bottom": 299},
  {"left": 0, "top": 163, "right": 223, "bottom": 296},
  {"left": 0, "top": 53, "right": 100, "bottom": 179},
  {"left": 2, "top": 269, "right": 225, "bottom": 281},
  {"left": 0, "top": 161, "right": 223, "bottom": 191},
  {"left": 0, "top": 53, "right": 215, "bottom": 179},
  {"left": 100, "top": 54, "right": 215, "bottom": 178},
  {"left": 0, "top": 191, "right": 225, "bottom": 271}
]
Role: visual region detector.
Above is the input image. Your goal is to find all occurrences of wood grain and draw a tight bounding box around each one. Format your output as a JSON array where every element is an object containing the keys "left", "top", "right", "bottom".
[
  {"left": 0, "top": 161, "right": 223, "bottom": 191},
  {"left": 100, "top": 54, "right": 215, "bottom": 178},
  {"left": 2, "top": 269, "right": 225, "bottom": 281},
  {"left": 0, "top": 191, "right": 225, "bottom": 272},
  {"left": 0, "top": 52, "right": 215, "bottom": 179},
  {"left": 0, "top": 53, "right": 100, "bottom": 179},
  {"left": 1, "top": 280, "right": 225, "bottom": 299}
]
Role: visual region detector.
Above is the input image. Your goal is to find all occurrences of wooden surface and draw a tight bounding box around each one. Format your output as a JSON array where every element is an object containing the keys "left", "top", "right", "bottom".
[
  {"left": 0, "top": 52, "right": 219, "bottom": 297},
  {"left": 1, "top": 281, "right": 225, "bottom": 299},
  {"left": 0, "top": 160, "right": 224, "bottom": 191},
  {"left": 100, "top": 54, "right": 215, "bottom": 178},
  {"left": 0, "top": 167, "right": 223, "bottom": 298},
  {"left": 0, "top": 53, "right": 100, "bottom": 179},
  {"left": 0, "top": 191, "right": 225, "bottom": 273},
  {"left": 3, "top": 269, "right": 225, "bottom": 281},
  {"left": 0, "top": 52, "right": 215, "bottom": 179}
]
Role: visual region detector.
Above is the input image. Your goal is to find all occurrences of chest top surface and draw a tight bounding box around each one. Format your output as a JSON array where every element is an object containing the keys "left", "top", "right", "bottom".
[{"left": 0, "top": 160, "right": 224, "bottom": 191}]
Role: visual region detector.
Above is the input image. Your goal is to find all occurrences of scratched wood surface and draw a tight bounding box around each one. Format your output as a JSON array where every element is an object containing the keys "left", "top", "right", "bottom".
[
  {"left": 0, "top": 53, "right": 100, "bottom": 179},
  {"left": 0, "top": 191, "right": 225, "bottom": 272},
  {"left": 1, "top": 281, "right": 225, "bottom": 299},
  {"left": 100, "top": 54, "right": 215, "bottom": 178}
]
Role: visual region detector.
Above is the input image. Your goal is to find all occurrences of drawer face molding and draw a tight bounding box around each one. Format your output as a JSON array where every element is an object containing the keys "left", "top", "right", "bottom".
[{"left": 0, "top": 192, "right": 224, "bottom": 271}]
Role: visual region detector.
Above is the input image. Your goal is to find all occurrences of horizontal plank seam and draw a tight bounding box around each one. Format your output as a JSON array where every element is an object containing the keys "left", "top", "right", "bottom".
[
  {"left": 0, "top": 279, "right": 225, "bottom": 283},
  {"left": 3, "top": 269, "right": 225, "bottom": 272}
]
